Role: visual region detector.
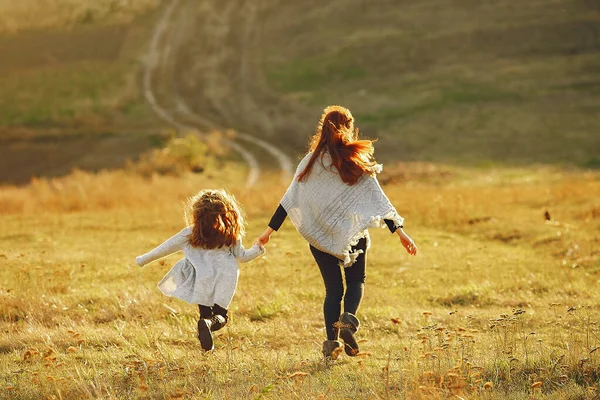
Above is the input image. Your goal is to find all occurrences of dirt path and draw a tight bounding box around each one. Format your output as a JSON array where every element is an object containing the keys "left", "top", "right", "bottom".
[
  {"left": 144, "top": 0, "right": 295, "bottom": 186},
  {"left": 173, "top": 0, "right": 310, "bottom": 150}
]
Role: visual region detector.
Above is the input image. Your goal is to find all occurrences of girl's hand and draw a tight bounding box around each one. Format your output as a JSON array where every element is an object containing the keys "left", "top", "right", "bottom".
[
  {"left": 397, "top": 229, "right": 418, "bottom": 256},
  {"left": 256, "top": 227, "right": 274, "bottom": 247},
  {"left": 136, "top": 256, "right": 145, "bottom": 267}
]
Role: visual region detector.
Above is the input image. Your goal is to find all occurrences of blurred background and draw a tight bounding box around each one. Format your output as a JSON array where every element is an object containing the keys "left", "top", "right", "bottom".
[{"left": 0, "top": 0, "right": 599, "bottom": 185}]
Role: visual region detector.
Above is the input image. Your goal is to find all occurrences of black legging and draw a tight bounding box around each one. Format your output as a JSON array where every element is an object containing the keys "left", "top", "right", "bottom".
[
  {"left": 310, "top": 237, "right": 367, "bottom": 340},
  {"left": 199, "top": 304, "right": 228, "bottom": 320}
]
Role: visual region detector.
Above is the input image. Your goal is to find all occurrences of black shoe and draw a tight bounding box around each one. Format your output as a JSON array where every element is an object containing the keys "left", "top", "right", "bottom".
[
  {"left": 338, "top": 312, "right": 360, "bottom": 356},
  {"left": 210, "top": 315, "right": 228, "bottom": 332},
  {"left": 197, "top": 319, "right": 214, "bottom": 351}
]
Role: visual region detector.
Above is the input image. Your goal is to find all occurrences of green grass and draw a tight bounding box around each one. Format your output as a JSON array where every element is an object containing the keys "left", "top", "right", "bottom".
[
  {"left": 0, "top": 1, "right": 161, "bottom": 131},
  {"left": 3, "top": 0, "right": 599, "bottom": 179},
  {"left": 0, "top": 1, "right": 167, "bottom": 183},
  {"left": 0, "top": 63, "right": 125, "bottom": 127},
  {"left": 263, "top": 0, "right": 600, "bottom": 167},
  {"left": 267, "top": 54, "right": 367, "bottom": 94},
  {"left": 354, "top": 82, "right": 523, "bottom": 128}
]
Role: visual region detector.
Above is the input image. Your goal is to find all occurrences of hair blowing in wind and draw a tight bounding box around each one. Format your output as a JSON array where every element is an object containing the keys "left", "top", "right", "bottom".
[
  {"left": 297, "top": 106, "right": 377, "bottom": 185},
  {"left": 185, "top": 189, "right": 245, "bottom": 249}
]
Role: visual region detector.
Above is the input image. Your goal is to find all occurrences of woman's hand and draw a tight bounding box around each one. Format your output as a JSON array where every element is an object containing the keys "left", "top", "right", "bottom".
[
  {"left": 256, "top": 227, "right": 274, "bottom": 248},
  {"left": 397, "top": 229, "right": 417, "bottom": 256}
]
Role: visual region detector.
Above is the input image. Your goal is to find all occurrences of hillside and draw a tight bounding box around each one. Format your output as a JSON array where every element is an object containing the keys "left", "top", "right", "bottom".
[
  {"left": 145, "top": 0, "right": 600, "bottom": 167},
  {"left": 254, "top": 0, "right": 600, "bottom": 165},
  {"left": 0, "top": 1, "right": 164, "bottom": 184},
  {"left": 1, "top": 0, "right": 599, "bottom": 185}
]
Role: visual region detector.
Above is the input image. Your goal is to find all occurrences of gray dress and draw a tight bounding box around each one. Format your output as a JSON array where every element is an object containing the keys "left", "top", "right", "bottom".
[{"left": 136, "top": 227, "right": 265, "bottom": 308}]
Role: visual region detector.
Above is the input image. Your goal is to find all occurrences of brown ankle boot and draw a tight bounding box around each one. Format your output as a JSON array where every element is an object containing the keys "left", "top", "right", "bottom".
[
  {"left": 338, "top": 312, "right": 360, "bottom": 356},
  {"left": 322, "top": 340, "right": 343, "bottom": 360}
]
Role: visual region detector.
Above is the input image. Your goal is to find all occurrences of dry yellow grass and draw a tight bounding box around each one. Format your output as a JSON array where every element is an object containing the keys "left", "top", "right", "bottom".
[
  {"left": 0, "top": 0, "right": 160, "bottom": 33},
  {"left": 1, "top": 163, "right": 599, "bottom": 399}
]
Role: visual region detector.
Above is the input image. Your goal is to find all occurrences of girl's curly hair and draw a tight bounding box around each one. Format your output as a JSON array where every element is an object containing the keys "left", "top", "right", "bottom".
[{"left": 184, "top": 189, "right": 245, "bottom": 249}]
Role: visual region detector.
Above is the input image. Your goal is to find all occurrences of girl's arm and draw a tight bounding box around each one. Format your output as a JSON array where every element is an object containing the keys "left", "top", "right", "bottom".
[
  {"left": 136, "top": 228, "right": 189, "bottom": 267},
  {"left": 231, "top": 240, "right": 266, "bottom": 263},
  {"left": 396, "top": 228, "right": 418, "bottom": 256}
]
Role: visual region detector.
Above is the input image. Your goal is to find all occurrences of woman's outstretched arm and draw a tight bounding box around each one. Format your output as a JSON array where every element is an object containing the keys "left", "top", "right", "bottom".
[
  {"left": 384, "top": 218, "right": 402, "bottom": 234},
  {"left": 257, "top": 204, "right": 287, "bottom": 246}
]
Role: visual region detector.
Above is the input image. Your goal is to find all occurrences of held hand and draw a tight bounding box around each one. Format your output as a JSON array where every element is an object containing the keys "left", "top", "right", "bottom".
[
  {"left": 256, "top": 234, "right": 269, "bottom": 247},
  {"left": 397, "top": 230, "right": 418, "bottom": 256},
  {"left": 256, "top": 227, "right": 274, "bottom": 247},
  {"left": 253, "top": 238, "right": 266, "bottom": 250}
]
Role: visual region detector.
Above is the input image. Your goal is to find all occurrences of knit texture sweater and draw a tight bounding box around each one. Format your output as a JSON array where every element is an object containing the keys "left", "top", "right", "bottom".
[
  {"left": 280, "top": 151, "right": 403, "bottom": 266},
  {"left": 136, "top": 227, "right": 265, "bottom": 308}
]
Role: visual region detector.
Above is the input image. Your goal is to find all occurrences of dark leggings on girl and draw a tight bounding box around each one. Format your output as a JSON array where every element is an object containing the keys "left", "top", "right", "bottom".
[
  {"left": 310, "top": 237, "right": 367, "bottom": 341},
  {"left": 199, "top": 304, "right": 228, "bottom": 321}
]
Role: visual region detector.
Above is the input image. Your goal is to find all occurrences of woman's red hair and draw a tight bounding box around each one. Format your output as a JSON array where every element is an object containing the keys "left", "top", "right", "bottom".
[{"left": 297, "top": 105, "right": 377, "bottom": 185}]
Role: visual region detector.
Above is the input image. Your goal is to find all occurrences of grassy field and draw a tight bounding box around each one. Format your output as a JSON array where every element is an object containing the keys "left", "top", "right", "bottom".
[
  {"left": 0, "top": 0, "right": 164, "bottom": 184},
  {"left": 261, "top": 0, "right": 600, "bottom": 166},
  {"left": 1, "top": 160, "right": 599, "bottom": 399},
  {"left": 0, "top": 0, "right": 160, "bottom": 127},
  {"left": 1, "top": 1, "right": 600, "bottom": 398},
  {"left": 0, "top": 0, "right": 160, "bottom": 33}
]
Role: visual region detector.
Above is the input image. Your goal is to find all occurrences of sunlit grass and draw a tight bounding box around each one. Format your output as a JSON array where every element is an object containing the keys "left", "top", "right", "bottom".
[
  {"left": 0, "top": 0, "right": 160, "bottom": 33},
  {"left": 1, "top": 164, "right": 599, "bottom": 398}
]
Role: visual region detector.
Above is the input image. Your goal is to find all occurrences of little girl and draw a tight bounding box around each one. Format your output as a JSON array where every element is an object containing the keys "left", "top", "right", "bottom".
[{"left": 136, "top": 189, "right": 265, "bottom": 351}]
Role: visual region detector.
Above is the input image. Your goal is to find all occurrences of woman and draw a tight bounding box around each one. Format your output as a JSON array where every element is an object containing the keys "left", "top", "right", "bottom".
[{"left": 256, "top": 105, "right": 417, "bottom": 359}]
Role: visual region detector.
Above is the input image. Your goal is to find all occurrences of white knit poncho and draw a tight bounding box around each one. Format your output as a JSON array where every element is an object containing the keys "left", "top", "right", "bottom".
[{"left": 280, "top": 151, "right": 404, "bottom": 267}]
